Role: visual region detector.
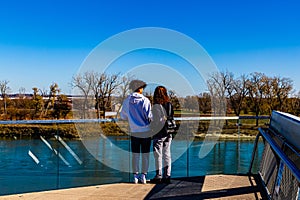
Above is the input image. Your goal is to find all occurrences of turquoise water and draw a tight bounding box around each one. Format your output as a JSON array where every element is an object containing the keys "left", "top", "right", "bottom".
[{"left": 0, "top": 137, "right": 263, "bottom": 195}]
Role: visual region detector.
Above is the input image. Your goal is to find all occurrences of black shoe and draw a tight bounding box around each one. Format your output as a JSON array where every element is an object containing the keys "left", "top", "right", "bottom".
[
  {"left": 162, "top": 177, "right": 171, "bottom": 184},
  {"left": 150, "top": 177, "right": 162, "bottom": 184}
]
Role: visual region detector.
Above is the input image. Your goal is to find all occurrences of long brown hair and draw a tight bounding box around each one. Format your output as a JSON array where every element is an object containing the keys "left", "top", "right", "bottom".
[{"left": 153, "top": 86, "right": 169, "bottom": 104}]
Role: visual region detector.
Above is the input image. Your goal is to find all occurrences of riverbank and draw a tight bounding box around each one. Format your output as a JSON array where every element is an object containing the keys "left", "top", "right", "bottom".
[
  {"left": 0, "top": 123, "right": 125, "bottom": 139},
  {"left": 194, "top": 133, "right": 258, "bottom": 140},
  {"left": 0, "top": 121, "right": 267, "bottom": 140}
]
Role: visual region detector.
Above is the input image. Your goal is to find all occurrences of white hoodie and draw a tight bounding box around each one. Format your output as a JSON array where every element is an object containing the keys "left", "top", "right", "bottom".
[{"left": 120, "top": 92, "right": 152, "bottom": 133}]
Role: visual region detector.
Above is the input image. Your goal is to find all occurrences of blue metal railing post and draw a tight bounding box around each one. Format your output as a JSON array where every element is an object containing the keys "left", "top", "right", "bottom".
[
  {"left": 186, "top": 120, "right": 189, "bottom": 177},
  {"left": 248, "top": 132, "right": 261, "bottom": 174},
  {"left": 56, "top": 122, "right": 60, "bottom": 189}
]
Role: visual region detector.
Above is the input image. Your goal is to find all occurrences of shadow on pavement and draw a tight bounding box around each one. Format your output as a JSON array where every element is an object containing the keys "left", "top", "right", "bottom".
[{"left": 144, "top": 175, "right": 268, "bottom": 200}]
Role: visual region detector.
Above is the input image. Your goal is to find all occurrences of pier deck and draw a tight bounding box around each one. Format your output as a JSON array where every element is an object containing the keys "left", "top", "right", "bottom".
[{"left": 0, "top": 174, "right": 267, "bottom": 200}]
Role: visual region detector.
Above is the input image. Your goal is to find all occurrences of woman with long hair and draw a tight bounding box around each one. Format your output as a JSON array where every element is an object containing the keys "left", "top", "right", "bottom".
[{"left": 150, "top": 85, "right": 174, "bottom": 184}]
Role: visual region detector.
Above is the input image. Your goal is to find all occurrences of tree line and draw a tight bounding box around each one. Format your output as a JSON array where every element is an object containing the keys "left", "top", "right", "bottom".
[
  {"left": 0, "top": 71, "right": 299, "bottom": 121},
  {"left": 184, "top": 71, "right": 299, "bottom": 125}
]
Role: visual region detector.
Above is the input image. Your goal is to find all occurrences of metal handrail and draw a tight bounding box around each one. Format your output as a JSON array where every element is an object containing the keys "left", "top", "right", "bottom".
[
  {"left": 0, "top": 118, "right": 115, "bottom": 124},
  {"left": 0, "top": 115, "right": 270, "bottom": 124},
  {"left": 0, "top": 116, "right": 239, "bottom": 124},
  {"left": 249, "top": 127, "right": 300, "bottom": 183}
]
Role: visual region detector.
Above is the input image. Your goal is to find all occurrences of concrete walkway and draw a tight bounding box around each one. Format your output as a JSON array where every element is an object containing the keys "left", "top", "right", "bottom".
[{"left": 0, "top": 175, "right": 267, "bottom": 200}]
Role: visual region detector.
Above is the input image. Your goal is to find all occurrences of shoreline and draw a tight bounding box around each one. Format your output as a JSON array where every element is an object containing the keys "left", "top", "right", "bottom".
[
  {"left": 0, "top": 122, "right": 263, "bottom": 140},
  {"left": 193, "top": 133, "right": 258, "bottom": 140}
]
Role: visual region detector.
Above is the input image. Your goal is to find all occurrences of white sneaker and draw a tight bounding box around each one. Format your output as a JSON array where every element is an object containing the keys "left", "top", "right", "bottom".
[
  {"left": 141, "top": 173, "right": 147, "bottom": 184},
  {"left": 133, "top": 174, "right": 139, "bottom": 184}
]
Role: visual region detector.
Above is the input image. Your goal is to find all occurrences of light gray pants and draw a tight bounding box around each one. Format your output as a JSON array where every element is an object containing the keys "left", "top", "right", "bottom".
[{"left": 153, "top": 135, "right": 172, "bottom": 178}]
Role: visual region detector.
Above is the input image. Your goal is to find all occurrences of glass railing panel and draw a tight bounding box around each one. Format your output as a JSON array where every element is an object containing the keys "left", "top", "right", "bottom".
[
  {"left": 0, "top": 116, "right": 268, "bottom": 195},
  {"left": 56, "top": 136, "right": 129, "bottom": 189},
  {"left": 0, "top": 135, "right": 58, "bottom": 195}
]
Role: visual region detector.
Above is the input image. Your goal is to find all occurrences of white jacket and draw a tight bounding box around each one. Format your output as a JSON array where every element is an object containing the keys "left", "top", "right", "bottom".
[{"left": 120, "top": 92, "right": 152, "bottom": 133}]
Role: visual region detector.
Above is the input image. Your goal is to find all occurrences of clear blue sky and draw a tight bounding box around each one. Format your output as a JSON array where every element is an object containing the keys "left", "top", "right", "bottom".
[{"left": 1, "top": 0, "right": 300, "bottom": 94}]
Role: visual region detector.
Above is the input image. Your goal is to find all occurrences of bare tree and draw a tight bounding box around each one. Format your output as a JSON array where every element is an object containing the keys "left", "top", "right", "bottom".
[
  {"left": 114, "top": 75, "right": 133, "bottom": 115},
  {"left": 96, "top": 73, "right": 120, "bottom": 118},
  {"left": 72, "top": 71, "right": 120, "bottom": 119},
  {"left": 71, "top": 71, "right": 93, "bottom": 119},
  {"left": 289, "top": 91, "right": 300, "bottom": 116},
  {"left": 263, "top": 75, "right": 277, "bottom": 113},
  {"left": 169, "top": 90, "right": 180, "bottom": 110},
  {"left": 39, "top": 88, "right": 48, "bottom": 97},
  {"left": 18, "top": 87, "right": 26, "bottom": 98},
  {"left": 42, "top": 83, "right": 60, "bottom": 118},
  {"left": 89, "top": 71, "right": 103, "bottom": 119},
  {"left": 207, "top": 71, "right": 231, "bottom": 116},
  {"left": 184, "top": 96, "right": 199, "bottom": 111},
  {"left": 53, "top": 94, "right": 71, "bottom": 119},
  {"left": 227, "top": 74, "right": 248, "bottom": 117},
  {"left": 198, "top": 92, "right": 211, "bottom": 114},
  {"left": 206, "top": 71, "right": 230, "bottom": 131},
  {"left": 16, "top": 87, "right": 28, "bottom": 119},
  {"left": 31, "top": 87, "right": 44, "bottom": 119},
  {"left": 273, "top": 76, "right": 293, "bottom": 112},
  {"left": 263, "top": 76, "right": 293, "bottom": 113},
  {"left": 0, "top": 80, "right": 10, "bottom": 118},
  {"left": 246, "top": 72, "right": 266, "bottom": 126}
]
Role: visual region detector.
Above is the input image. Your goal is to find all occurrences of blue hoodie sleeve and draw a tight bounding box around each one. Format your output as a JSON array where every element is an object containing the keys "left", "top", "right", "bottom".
[
  {"left": 144, "top": 98, "right": 152, "bottom": 122},
  {"left": 120, "top": 97, "right": 129, "bottom": 120}
]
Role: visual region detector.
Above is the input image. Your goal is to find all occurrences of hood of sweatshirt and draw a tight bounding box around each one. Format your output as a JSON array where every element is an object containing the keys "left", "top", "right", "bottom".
[
  {"left": 119, "top": 92, "right": 152, "bottom": 133},
  {"left": 129, "top": 92, "right": 144, "bottom": 104}
]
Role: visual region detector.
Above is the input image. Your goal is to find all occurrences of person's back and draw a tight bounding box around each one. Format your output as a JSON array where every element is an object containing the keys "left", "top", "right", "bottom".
[
  {"left": 121, "top": 92, "right": 151, "bottom": 133},
  {"left": 120, "top": 79, "right": 152, "bottom": 184},
  {"left": 150, "top": 86, "right": 174, "bottom": 184}
]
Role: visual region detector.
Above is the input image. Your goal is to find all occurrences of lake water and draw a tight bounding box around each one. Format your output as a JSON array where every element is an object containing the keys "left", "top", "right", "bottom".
[{"left": 0, "top": 136, "right": 264, "bottom": 195}]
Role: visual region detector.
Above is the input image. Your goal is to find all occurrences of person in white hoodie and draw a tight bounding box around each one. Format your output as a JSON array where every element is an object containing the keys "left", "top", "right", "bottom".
[{"left": 120, "top": 79, "right": 152, "bottom": 184}]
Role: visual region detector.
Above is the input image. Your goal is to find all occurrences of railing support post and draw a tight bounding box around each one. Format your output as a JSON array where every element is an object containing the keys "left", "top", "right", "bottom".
[{"left": 248, "top": 132, "right": 261, "bottom": 174}]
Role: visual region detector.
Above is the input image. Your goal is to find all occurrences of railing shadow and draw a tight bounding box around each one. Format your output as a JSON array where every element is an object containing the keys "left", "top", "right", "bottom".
[{"left": 144, "top": 175, "right": 268, "bottom": 200}]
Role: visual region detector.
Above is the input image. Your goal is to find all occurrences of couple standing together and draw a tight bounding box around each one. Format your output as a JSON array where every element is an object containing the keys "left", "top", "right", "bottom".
[{"left": 120, "top": 79, "right": 174, "bottom": 184}]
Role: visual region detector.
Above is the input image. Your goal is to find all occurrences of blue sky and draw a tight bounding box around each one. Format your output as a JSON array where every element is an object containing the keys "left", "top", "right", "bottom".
[{"left": 0, "top": 0, "right": 300, "bottom": 95}]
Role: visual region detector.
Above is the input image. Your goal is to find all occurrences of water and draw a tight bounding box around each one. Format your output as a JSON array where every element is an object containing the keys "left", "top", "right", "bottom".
[{"left": 0, "top": 137, "right": 264, "bottom": 195}]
